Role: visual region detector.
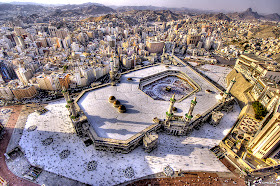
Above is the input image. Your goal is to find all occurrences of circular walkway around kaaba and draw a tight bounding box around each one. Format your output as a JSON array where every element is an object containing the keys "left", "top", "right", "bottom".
[{"left": 142, "top": 75, "right": 194, "bottom": 101}]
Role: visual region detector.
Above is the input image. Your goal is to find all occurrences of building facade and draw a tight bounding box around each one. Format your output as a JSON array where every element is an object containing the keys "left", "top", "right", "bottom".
[{"left": 11, "top": 85, "right": 37, "bottom": 100}]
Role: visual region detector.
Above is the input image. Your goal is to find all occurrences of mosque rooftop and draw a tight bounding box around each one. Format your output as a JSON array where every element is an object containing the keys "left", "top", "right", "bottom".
[{"left": 77, "top": 64, "right": 221, "bottom": 141}]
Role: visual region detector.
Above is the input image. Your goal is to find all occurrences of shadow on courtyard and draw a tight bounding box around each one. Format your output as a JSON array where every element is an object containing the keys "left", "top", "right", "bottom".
[
  {"left": 85, "top": 114, "right": 151, "bottom": 139},
  {"left": 5, "top": 114, "right": 232, "bottom": 185},
  {"left": 119, "top": 76, "right": 140, "bottom": 85},
  {"left": 117, "top": 99, "right": 140, "bottom": 114},
  {"left": 10, "top": 124, "right": 214, "bottom": 158},
  {"left": 3, "top": 102, "right": 240, "bottom": 185}
]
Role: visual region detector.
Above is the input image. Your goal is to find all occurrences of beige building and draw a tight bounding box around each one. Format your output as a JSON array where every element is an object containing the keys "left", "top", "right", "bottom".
[
  {"left": 36, "top": 74, "right": 55, "bottom": 90},
  {"left": 234, "top": 54, "right": 280, "bottom": 84},
  {"left": 15, "top": 67, "right": 33, "bottom": 86},
  {"left": 219, "top": 54, "right": 280, "bottom": 173},
  {"left": 0, "top": 86, "right": 14, "bottom": 100},
  {"left": 11, "top": 85, "right": 37, "bottom": 100},
  {"left": 14, "top": 36, "right": 25, "bottom": 48},
  {"left": 48, "top": 26, "right": 58, "bottom": 37},
  {"left": 250, "top": 78, "right": 280, "bottom": 111},
  {"left": 146, "top": 38, "right": 165, "bottom": 53},
  {"left": 232, "top": 54, "right": 280, "bottom": 111},
  {"left": 56, "top": 29, "right": 68, "bottom": 39},
  {"left": 14, "top": 27, "right": 26, "bottom": 36},
  {"left": 187, "top": 34, "right": 201, "bottom": 46},
  {"left": 58, "top": 73, "right": 70, "bottom": 90},
  {"left": 248, "top": 109, "right": 280, "bottom": 159},
  {"left": 37, "top": 38, "right": 48, "bottom": 48}
]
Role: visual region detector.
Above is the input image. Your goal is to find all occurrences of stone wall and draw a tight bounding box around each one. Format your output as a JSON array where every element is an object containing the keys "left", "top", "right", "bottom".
[{"left": 226, "top": 69, "right": 253, "bottom": 107}]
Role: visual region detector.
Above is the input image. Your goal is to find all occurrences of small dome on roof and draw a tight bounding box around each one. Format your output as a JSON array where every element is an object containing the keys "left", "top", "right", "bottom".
[
  {"left": 114, "top": 100, "right": 120, "bottom": 105},
  {"left": 109, "top": 96, "right": 116, "bottom": 100},
  {"left": 119, "top": 105, "right": 126, "bottom": 110},
  {"left": 118, "top": 105, "right": 126, "bottom": 113}
]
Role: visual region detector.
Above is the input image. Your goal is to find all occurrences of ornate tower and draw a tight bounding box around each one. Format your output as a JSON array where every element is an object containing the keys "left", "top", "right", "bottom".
[
  {"left": 109, "top": 59, "right": 116, "bottom": 86},
  {"left": 166, "top": 94, "right": 176, "bottom": 121},
  {"left": 62, "top": 86, "right": 77, "bottom": 118},
  {"left": 223, "top": 77, "right": 236, "bottom": 101},
  {"left": 172, "top": 43, "right": 175, "bottom": 56},
  {"left": 185, "top": 97, "right": 197, "bottom": 122},
  {"left": 161, "top": 45, "right": 166, "bottom": 63},
  {"left": 113, "top": 53, "right": 119, "bottom": 71},
  {"left": 171, "top": 43, "right": 175, "bottom": 64},
  {"left": 62, "top": 86, "right": 70, "bottom": 102}
]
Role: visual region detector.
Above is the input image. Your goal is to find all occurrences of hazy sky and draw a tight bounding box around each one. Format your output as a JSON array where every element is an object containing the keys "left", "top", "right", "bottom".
[{"left": 4, "top": 0, "right": 280, "bottom": 14}]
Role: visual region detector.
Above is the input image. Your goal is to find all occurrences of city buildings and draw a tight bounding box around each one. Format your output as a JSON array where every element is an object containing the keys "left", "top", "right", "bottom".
[
  {"left": 0, "top": 3, "right": 279, "bottom": 185},
  {"left": 218, "top": 54, "right": 280, "bottom": 174}
]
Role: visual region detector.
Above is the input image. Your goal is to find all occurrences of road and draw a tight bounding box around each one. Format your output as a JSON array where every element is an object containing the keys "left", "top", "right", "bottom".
[{"left": 0, "top": 105, "right": 39, "bottom": 186}]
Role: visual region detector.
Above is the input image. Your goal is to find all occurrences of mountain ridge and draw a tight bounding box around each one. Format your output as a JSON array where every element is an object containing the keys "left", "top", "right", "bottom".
[{"left": 0, "top": 3, "right": 279, "bottom": 22}]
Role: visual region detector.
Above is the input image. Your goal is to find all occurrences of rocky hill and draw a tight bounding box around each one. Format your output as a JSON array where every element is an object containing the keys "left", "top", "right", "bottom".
[
  {"left": 51, "top": 4, "right": 116, "bottom": 17},
  {"left": 0, "top": 3, "right": 45, "bottom": 11},
  {"left": 126, "top": 10, "right": 184, "bottom": 22},
  {"left": 82, "top": 14, "right": 118, "bottom": 22},
  {"left": 196, "top": 13, "right": 231, "bottom": 22},
  {"left": 116, "top": 6, "right": 163, "bottom": 12},
  {"left": 83, "top": 10, "right": 183, "bottom": 24},
  {"left": 228, "top": 8, "right": 260, "bottom": 20},
  {"left": 116, "top": 6, "right": 280, "bottom": 22},
  {"left": 58, "top": 2, "right": 104, "bottom": 10},
  {"left": 250, "top": 23, "right": 280, "bottom": 39},
  {"left": 228, "top": 8, "right": 280, "bottom": 22},
  {"left": 263, "top": 13, "right": 280, "bottom": 22},
  {"left": 81, "top": 5, "right": 115, "bottom": 15},
  {"left": 0, "top": 2, "right": 116, "bottom": 20},
  {"left": 1, "top": 3, "right": 279, "bottom": 23},
  {"left": 114, "top": 5, "right": 212, "bottom": 14}
]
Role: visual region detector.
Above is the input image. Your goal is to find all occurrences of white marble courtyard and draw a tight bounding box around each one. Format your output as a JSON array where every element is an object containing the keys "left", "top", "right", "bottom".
[
  {"left": 197, "top": 64, "right": 233, "bottom": 88},
  {"left": 19, "top": 99, "right": 240, "bottom": 185},
  {"left": 77, "top": 65, "right": 221, "bottom": 141},
  {"left": 19, "top": 64, "right": 239, "bottom": 185}
]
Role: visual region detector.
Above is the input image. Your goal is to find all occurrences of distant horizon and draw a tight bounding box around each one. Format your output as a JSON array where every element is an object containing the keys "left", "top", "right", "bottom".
[{"left": 2, "top": 0, "right": 280, "bottom": 14}]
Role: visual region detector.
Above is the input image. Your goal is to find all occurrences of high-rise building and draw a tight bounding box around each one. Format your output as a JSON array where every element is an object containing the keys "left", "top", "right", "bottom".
[
  {"left": 0, "top": 86, "right": 14, "bottom": 100},
  {"left": 234, "top": 54, "right": 280, "bottom": 83},
  {"left": 14, "top": 27, "right": 26, "bottom": 36},
  {"left": 14, "top": 36, "right": 25, "bottom": 48},
  {"left": 56, "top": 29, "right": 68, "bottom": 39},
  {"left": 49, "top": 73, "right": 61, "bottom": 90},
  {"left": 0, "top": 61, "right": 17, "bottom": 82},
  {"left": 93, "top": 67, "right": 103, "bottom": 80},
  {"left": 248, "top": 107, "right": 280, "bottom": 159},
  {"left": 58, "top": 73, "right": 70, "bottom": 89},
  {"left": 36, "top": 74, "right": 54, "bottom": 90},
  {"left": 146, "top": 38, "right": 165, "bottom": 53},
  {"left": 11, "top": 85, "right": 37, "bottom": 100},
  {"left": 48, "top": 26, "right": 58, "bottom": 37},
  {"left": 204, "top": 37, "right": 213, "bottom": 50},
  {"left": 75, "top": 70, "right": 82, "bottom": 86},
  {"left": 15, "top": 67, "right": 33, "bottom": 85},
  {"left": 186, "top": 34, "right": 201, "bottom": 46},
  {"left": 108, "top": 35, "right": 116, "bottom": 48},
  {"left": 37, "top": 37, "right": 48, "bottom": 47},
  {"left": 122, "top": 56, "right": 130, "bottom": 69},
  {"left": 81, "top": 67, "right": 95, "bottom": 84}
]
